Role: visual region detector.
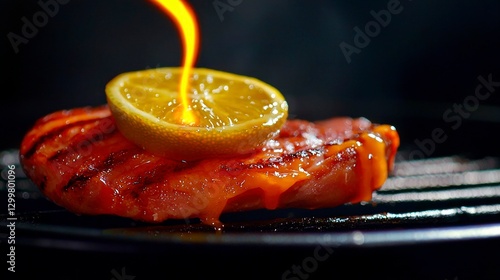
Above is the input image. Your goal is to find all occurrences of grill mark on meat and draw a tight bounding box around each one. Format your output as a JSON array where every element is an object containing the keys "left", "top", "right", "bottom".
[
  {"left": 24, "top": 119, "right": 104, "bottom": 159},
  {"left": 102, "top": 149, "right": 135, "bottom": 170},
  {"left": 129, "top": 164, "right": 174, "bottom": 198},
  {"left": 63, "top": 171, "right": 96, "bottom": 191},
  {"left": 61, "top": 148, "right": 137, "bottom": 192},
  {"left": 218, "top": 148, "right": 326, "bottom": 173},
  {"left": 172, "top": 160, "right": 198, "bottom": 172},
  {"left": 247, "top": 148, "right": 325, "bottom": 170},
  {"left": 48, "top": 122, "right": 119, "bottom": 163},
  {"left": 38, "top": 176, "right": 47, "bottom": 191}
]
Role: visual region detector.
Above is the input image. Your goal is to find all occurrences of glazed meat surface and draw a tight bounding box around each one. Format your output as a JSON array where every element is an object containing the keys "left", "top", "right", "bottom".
[{"left": 20, "top": 105, "right": 399, "bottom": 225}]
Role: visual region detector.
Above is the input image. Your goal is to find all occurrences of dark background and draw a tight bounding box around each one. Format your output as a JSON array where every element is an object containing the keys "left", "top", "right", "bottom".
[
  {"left": 2, "top": 0, "right": 500, "bottom": 155},
  {"left": 2, "top": 2, "right": 500, "bottom": 279}
]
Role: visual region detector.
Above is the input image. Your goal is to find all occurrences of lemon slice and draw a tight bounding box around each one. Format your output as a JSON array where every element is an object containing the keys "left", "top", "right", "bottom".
[{"left": 105, "top": 67, "right": 288, "bottom": 160}]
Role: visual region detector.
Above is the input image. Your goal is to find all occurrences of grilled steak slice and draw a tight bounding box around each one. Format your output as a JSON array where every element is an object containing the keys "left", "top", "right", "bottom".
[{"left": 20, "top": 105, "right": 399, "bottom": 225}]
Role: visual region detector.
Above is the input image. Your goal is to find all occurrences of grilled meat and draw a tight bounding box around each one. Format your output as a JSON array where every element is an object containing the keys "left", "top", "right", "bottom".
[{"left": 20, "top": 105, "right": 399, "bottom": 225}]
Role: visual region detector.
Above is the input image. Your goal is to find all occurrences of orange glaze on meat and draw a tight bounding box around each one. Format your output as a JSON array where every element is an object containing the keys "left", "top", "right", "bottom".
[{"left": 20, "top": 105, "right": 399, "bottom": 226}]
